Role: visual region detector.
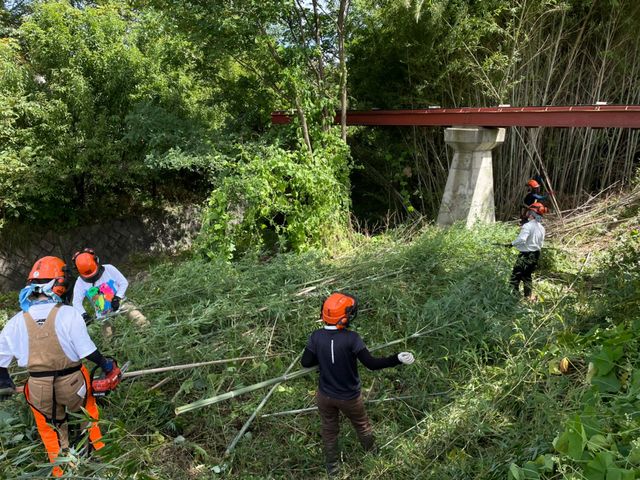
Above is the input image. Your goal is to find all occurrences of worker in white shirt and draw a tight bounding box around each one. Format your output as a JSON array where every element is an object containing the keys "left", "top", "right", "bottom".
[
  {"left": 0, "top": 256, "right": 121, "bottom": 478},
  {"left": 72, "top": 248, "right": 148, "bottom": 335},
  {"left": 509, "top": 202, "right": 547, "bottom": 299}
]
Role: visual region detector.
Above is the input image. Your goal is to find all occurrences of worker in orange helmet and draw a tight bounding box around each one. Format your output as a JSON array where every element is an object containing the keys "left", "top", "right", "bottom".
[
  {"left": 520, "top": 177, "right": 549, "bottom": 225},
  {"left": 72, "top": 248, "right": 147, "bottom": 335},
  {"left": 509, "top": 202, "right": 547, "bottom": 300},
  {"left": 301, "top": 292, "right": 415, "bottom": 476},
  {"left": 0, "top": 256, "right": 120, "bottom": 477}
]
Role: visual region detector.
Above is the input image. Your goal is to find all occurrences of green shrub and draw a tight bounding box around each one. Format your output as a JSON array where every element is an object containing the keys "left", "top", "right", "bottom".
[{"left": 198, "top": 138, "right": 351, "bottom": 259}]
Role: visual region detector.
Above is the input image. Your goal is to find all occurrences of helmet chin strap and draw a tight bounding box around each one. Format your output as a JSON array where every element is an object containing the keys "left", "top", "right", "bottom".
[{"left": 323, "top": 325, "right": 339, "bottom": 330}]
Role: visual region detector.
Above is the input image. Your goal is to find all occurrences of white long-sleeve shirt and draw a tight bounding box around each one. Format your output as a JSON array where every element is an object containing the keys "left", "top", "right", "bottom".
[
  {"left": 72, "top": 264, "right": 129, "bottom": 317},
  {"left": 0, "top": 303, "right": 97, "bottom": 368},
  {"left": 512, "top": 219, "right": 545, "bottom": 252}
]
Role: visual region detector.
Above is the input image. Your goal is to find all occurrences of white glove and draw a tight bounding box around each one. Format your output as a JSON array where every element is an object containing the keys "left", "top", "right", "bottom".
[{"left": 398, "top": 352, "right": 415, "bottom": 365}]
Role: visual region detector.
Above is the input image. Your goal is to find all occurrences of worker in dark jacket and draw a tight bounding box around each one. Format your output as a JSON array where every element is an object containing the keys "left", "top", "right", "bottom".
[
  {"left": 301, "top": 292, "right": 414, "bottom": 476},
  {"left": 520, "top": 178, "right": 548, "bottom": 225}
]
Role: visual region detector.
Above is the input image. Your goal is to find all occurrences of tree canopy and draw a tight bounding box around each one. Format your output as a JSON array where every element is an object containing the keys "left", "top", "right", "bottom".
[{"left": 1, "top": 0, "right": 639, "bottom": 245}]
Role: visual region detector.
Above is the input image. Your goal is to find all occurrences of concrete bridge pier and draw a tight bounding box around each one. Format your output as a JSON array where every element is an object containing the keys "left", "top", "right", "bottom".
[{"left": 436, "top": 126, "right": 505, "bottom": 227}]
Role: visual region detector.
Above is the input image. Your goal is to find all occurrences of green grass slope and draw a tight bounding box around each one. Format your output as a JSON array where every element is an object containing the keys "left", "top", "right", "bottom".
[{"left": 0, "top": 212, "right": 639, "bottom": 479}]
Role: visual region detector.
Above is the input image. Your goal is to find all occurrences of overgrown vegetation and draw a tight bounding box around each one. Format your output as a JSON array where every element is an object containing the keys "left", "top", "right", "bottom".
[
  {"left": 1, "top": 0, "right": 640, "bottom": 477},
  {"left": 0, "top": 200, "right": 638, "bottom": 478},
  {"left": 348, "top": 0, "right": 640, "bottom": 222},
  {"left": 3, "top": 1, "right": 639, "bottom": 238},
  {"left": 198, "top": 136, "right": 351, "bottom": 259}
]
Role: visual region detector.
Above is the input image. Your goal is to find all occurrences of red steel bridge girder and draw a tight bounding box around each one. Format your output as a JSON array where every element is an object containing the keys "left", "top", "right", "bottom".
[{"left": 271, "top": 105, "right": 640, "bottom": 129}]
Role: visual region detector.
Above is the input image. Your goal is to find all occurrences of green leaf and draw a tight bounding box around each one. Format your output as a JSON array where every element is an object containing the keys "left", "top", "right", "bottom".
[
  {"left": 533, "top": 454, "right": 554, "bottom": 472},
  {"left": 605, "top": 467, "right": 635, "bottom": 480},
  {"left": 522, "top": 461, "right": 541, "bottom": 479},
  {"left": 592, "top": 371, "right": 621, "bottom": 393},
  {"left": 590, "top": 346, "right": 620, "bottom": 376},
  {"left": 627, "top": 443, "right": 640, "bottom": 465},
  {"left": 582, "top": 406, "right": 602, "bottom": 438},
  {"left": 629, "top": 370, "right": 640, "bottom": 393},
  {"left": 508, "top": 463, "right": 524, "bottom": 480},
  {"left": 584, "top": 451, "right": 614, "bottom": 480},
  {"left": 588, "top": 434, "right": 609, "bottom": 452}
]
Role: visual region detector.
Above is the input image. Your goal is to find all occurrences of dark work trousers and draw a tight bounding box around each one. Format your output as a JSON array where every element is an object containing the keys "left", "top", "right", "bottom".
[
  {"left": 510, "top": 250, "right": 541, "bottom": 297},
  {"left": 316, "top": 391, "right": 375, "bottom": 470}
]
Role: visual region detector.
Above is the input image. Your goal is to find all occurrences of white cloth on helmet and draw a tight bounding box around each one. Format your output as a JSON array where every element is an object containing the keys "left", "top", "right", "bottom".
[
  {"left": 398, "top": 352, "right": 415, "bottom": 365},
  {"left": 18, "top": 279, "right": 62, "bottom": 312},
  {"left": 0, "top": 303, "right": 97, "bottom": 368}
]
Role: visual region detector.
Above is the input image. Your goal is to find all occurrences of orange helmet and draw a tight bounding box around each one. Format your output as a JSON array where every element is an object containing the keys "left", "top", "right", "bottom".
[
  {"left": 527, "top": 179, "right": 540, "bottom": 189},
  {"left": 321, "top": 292, "right": 358, "bottom": 329},
  {"left": 73, "top": 248, "right": 100, "bottom": 279},
  {"left": 528, "top": 202, "right": 548, "bottom": 216},
  {"left": 27, "top": 256, "right": 70, "bottom": 297}
]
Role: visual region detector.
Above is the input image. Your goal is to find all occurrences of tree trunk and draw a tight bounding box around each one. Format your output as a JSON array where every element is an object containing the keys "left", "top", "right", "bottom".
[{"left": 337, "top": 0, "right": 350, "bottom": 142}]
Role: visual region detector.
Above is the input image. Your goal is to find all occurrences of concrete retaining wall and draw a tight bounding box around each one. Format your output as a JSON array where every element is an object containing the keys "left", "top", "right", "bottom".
[{"left": 0, "top": 205, "right": 202, "bottom": 292}]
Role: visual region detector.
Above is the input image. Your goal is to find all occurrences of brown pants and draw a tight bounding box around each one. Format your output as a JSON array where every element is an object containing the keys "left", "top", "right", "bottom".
[
  {"left": 123, "top": 304, "right": 149, "bottom": 328},
  {"left": 101, "top": 304, "right": 149, "bottom": 339},
  {"left": 316, "top": 391, "right": 375, "bottom": 467}
]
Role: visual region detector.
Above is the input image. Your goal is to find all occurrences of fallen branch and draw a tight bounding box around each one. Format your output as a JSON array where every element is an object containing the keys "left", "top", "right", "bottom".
[{"left": 175, "top": 321, "right": 455, "bottom": 415}]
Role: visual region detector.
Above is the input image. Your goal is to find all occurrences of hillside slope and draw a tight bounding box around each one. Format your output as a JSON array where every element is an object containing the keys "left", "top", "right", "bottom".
[{"left": 0, "top": 189, "right": 639, "bottom": 479}]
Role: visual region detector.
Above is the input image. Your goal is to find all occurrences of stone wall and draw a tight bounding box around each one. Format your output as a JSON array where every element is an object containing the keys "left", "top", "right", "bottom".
[{"left": 0, "top": 205, "right": 202, "bottom": 292}]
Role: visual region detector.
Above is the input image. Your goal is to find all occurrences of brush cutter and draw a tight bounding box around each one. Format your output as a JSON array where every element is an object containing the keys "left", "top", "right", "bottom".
[
  {"left": 0, "top": 361, "right": 130, "bottom": 399},
  {"left": 92, "top": 360, "right": 130, "bottom": 397}
]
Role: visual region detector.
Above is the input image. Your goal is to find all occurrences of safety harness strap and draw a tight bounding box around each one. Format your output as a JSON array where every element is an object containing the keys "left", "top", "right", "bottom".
[{"left": 29, "top": 364, "right": 82, "bottom": 378}]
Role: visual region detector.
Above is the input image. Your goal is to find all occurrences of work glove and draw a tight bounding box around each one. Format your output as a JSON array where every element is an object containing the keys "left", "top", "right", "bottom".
[
  {"left": 111, "top": 296, "right": 121, "bottom": 312},
  {"left": 397, "top": 352, "right": 415, "bottom": 365},
  {"left": 101, "top": 358, "right": 115, "bottom": 374},
  {"left": 82, "top": 312, "right": 93, "bottom": 325},
  {"left": 0, "top": 377, "right": 16, "bottom": 401}
]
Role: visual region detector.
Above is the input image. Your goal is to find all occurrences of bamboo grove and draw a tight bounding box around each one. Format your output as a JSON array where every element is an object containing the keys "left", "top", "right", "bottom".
[{"left": 1, "top": 0, "right": 639, "bottom": 248}]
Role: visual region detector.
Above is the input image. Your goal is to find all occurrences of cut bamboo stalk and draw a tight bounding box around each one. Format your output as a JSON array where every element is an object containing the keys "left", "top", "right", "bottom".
[
  {"left": 148, "top": 377, "right": 172, "bottom": 392},
  {"left": 175, "top": 367, "right": 315, "bottom": 415},
  {"left": 224, "top": 353, "right": 302, "bottom": 456},
  {"left": 175, "top": 322, "right": 455, "bottom": 415},
  {"left": 124, "top": 354, "right": 281, "bottom": 378}
]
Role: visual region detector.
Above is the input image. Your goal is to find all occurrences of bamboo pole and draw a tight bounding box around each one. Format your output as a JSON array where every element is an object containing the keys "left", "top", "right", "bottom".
[
  {"left": 175, "top": 367, "right": 315, "bottom": 415},
  {"left": 124, "top": 354, "right": 282, "bottom": 379},
  {"left": 224, "top": 353, "right": 302, "bottom": 456},
  {"left": 175, "top": 322, "right": 455, "bottom": 415},
  {"left": 148, "top": 377, "right": 172, "bottom": 392}
]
